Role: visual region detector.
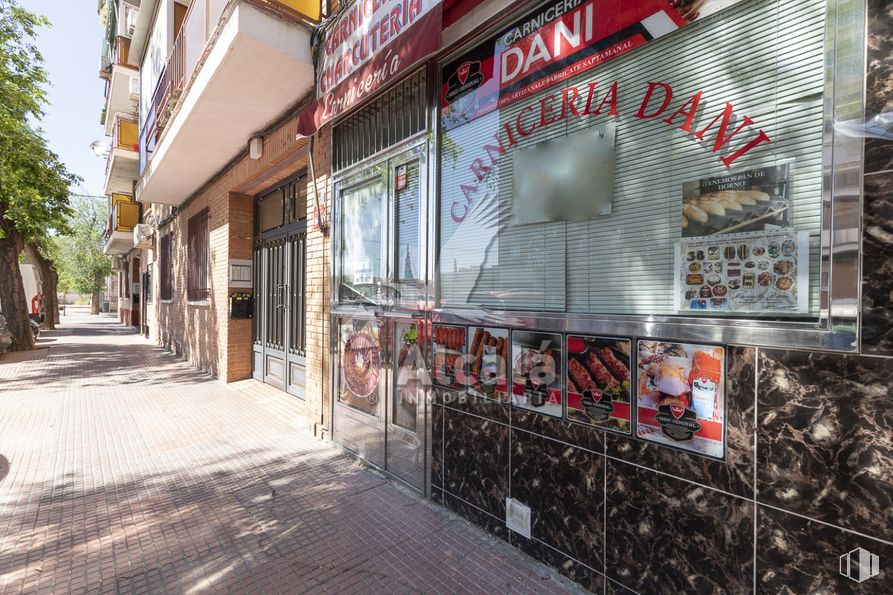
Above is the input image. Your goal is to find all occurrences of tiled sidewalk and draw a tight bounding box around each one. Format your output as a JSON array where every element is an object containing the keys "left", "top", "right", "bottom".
[{"left": 0, "top": 313, "right": 579, "bottom": 594}]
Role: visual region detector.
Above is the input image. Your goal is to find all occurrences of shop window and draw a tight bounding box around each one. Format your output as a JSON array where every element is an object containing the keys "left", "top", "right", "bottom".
[
  {"left": 438, "top": 0, "right": 826, "bottom": 320},
  {"left": 338, "top": 177, "right": 385, "bottom": 304},
  {"left": 187, "top": 209, "right": 210, "bottom": 302},
  {"left": 159, "top": 233, "right": 172, "bottom": 301}
]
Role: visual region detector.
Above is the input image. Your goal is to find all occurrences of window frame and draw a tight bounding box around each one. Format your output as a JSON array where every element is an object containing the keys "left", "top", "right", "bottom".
[
  {"left": 159, "top": 232, "right": 173, "bottom": 301},
  {"left": 426, "top": 0, "right": 864, "bottom": 353},
  {"left": 187, "top": 208, "right": 211, "bottom": 303}
]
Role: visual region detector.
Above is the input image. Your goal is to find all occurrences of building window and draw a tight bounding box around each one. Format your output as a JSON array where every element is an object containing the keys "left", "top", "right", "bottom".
[
  {"left": 145, "top": 270, "right": 153, "bottom": 303},
  {"left": 160, "top": 233, "right": 172, "bottom": 300},
  {"left": 187, "top": 209, "right": 210, "bottom": 302}
]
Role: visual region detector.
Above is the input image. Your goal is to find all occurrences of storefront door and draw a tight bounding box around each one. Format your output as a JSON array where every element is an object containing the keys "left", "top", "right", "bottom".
[
  {"left": 253, "top": 224, "right": 307, "bottom": 396},
  {"left": 332, "top": 143, "right": 430, "bottom": 491}
]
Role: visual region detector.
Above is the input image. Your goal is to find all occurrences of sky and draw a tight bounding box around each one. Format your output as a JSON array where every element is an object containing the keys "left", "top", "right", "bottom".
[{"left": 22, "top": 0, "right": 108, "bottom": 199}]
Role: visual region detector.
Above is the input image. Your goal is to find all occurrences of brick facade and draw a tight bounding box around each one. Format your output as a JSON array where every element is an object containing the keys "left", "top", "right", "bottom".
[{"left": 136, "top": 109, "right": 331, "bottom": 435}]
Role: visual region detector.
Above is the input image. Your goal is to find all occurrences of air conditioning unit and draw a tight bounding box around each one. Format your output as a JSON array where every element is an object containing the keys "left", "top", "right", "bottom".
[
  {"left": 133, "top": 224, "right": 153, "bottom": 249},
  {"left": 111, "top": 256, "right": 126, "bottom": 272}
]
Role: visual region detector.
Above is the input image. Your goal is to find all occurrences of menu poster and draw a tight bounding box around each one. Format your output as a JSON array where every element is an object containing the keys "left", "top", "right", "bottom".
[
  {"left": 565, "top": 335, "right": 632, "bottom": 434},
  {"left": 466, "top": 326, "right": 510, "bottom": 402},
  {"left": 432, "top": 324, "right": 467, "bottom": 390},
  {"left": 636, "top": 341, "right": 725, "bottom": 460},
  {"left": 676, "top": 230, "right": 809, "bottom": 313},
  {"left": 681, "top": 164, "right": 792, "bottom": 238},
  {"left": 511, "top": 330, "right": 563, "bottom": 417}
]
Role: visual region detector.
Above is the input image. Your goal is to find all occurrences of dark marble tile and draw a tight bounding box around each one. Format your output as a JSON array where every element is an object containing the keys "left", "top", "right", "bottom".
[
  {"left": 605, "top": 577, "right": 636, "bottom": 594},
  {"left": 864, "top": 0, "right": 893, "bottom": 175},
  {"left": 605, "top": 460, "right": 754, "bottom": 594},
  {"left": 442, "top": 492, "right": 510, "bottom": 542},
  {"left": 441, "top": 390, "right": 510, "bottom": 424},
  {"left": 513, "top": 535, "right": 605, "bottom": 593},
  {"left": 432, "top": 403, "right": 444, "bottom": 488},
  {"left": 757, "top": 350, "right": 893, "bottom": 539},
  {"left": 431, "top": 486, "right": 444, "bottom": 505},
  {"left": 511, "top": 407, "right": 603, "bottom": 453},
  {"left": 758, "top": 505, "right": 892, "bottom": 593},
  {"left": 607, "top": 345, "right": 755, "bottom": 498},
  {"left": 511, "top": 429, "right": 605, "bottom": 570},
  {"left": 862, "top": 171, "right": 893, "bottom": 356},
  {"left": 443, "top": 406, "right": 510, "bottom": 518}
]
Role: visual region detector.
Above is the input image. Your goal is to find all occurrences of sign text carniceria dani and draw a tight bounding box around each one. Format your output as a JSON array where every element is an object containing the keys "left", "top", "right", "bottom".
[
  {"left": 298, "top": 0, "right": 442, "bottom": 136},
  {"left": 441, "top": 0, "right": 747, "bottom": 129}
]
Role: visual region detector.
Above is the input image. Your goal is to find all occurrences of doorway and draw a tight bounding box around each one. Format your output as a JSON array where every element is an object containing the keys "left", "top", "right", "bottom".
[
  {"left": 252, "top": 175, "right": 308, "bottom": 397},
  {"left": 331, "top": 143, "right": 430, "bottom": 491}
]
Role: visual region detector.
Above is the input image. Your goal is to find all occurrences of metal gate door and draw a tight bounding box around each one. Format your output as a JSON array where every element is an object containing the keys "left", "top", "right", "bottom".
[{"left": 253, "top": 229, "right": 307, "bottom": 395}]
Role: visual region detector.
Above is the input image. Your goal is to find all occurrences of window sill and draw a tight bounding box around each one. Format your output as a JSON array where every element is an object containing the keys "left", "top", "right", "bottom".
[
  {"left": 187, "top": 300, "right": 211, "bottom": 307},
  {"left": 160, "top": 299, "right": 173, "bottom": 304}
]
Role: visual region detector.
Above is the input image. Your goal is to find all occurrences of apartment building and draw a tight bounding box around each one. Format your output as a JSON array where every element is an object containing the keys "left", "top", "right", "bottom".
[{"left": 96, "top": 0, "right": 893, "bottom": 592}]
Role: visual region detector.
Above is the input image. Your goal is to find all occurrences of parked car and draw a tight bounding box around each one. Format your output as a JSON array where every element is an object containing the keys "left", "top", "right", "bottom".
[{"left": 0, "top": 314, "right": 12, "bottom": 354}]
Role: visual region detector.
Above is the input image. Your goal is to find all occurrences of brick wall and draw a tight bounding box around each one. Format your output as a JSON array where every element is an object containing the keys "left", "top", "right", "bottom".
[
  {"left": 140, "top": 107, "right": 329, "bottom": 434},
  {"left": 303, "top": 124, "right": 331, "bottom": 437}
]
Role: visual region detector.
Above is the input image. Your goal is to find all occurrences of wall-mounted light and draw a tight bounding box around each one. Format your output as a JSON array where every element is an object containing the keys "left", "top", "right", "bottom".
[{"left": 249, "top": 136, "right": 263, "bottom": 160}]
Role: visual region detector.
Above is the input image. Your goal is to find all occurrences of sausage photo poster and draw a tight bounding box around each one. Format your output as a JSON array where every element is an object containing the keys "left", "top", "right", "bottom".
[
  {"left": 511, "top": 331, "right": 563, "bottom": 417},
  {"left": 565, "top": 335, "right": 632, "bottom": 434},
  {"left": 466, "top": 326, "right": 510, "bottom": 402},
  {"left": 636, "top": 341, "right": 725, "bottom": 459},
  {"left": 432, "top": 324, "right": 467, "bottom": 390}
]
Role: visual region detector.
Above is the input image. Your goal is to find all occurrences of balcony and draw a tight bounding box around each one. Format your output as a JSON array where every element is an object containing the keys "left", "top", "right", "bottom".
[
  {"left": 103, "top": 196, "right": 141, "bottom": 255},
  {"left": 136, "top": 0, "right": 318, "bottom": 205},
  {"left": 101, "top": 36, "right": 140, "bottom": 134},
  {"left": 104, "top": 117, "right": 140, "bottom": 196}
]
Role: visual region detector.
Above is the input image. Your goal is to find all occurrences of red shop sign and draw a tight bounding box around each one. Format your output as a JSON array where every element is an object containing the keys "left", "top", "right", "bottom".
[{"left": 298, "top": 0, "right": 443, "bottom": 137}]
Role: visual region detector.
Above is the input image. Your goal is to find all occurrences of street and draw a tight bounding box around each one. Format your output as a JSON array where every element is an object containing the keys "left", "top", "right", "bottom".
[{"left": 0, "top": 312, "right": 578, "bottom": 594}]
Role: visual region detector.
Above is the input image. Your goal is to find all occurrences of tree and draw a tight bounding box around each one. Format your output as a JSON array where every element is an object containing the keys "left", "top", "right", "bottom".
[
  {"left": 23, "top": 238, "right": 60, "bottom": 328},
  {"left": 0, "top": 1, "right": 78, "bottom": 351},
  {"left": 55, "top": 196, "right": 111, "bottom": 315}
]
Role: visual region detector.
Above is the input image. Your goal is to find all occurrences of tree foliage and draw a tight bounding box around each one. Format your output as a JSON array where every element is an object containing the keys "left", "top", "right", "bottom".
[
  {"left": 55, "top": 196, "right": 111, "bottom": 296},
  {"left": 0, "top": 0, "right": 79, "bottom": 350}
]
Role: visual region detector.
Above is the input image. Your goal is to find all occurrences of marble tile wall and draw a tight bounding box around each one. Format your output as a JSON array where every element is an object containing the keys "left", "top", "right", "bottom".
[{"left": 431, "top": 3, "right": 893, "bottom": 592}]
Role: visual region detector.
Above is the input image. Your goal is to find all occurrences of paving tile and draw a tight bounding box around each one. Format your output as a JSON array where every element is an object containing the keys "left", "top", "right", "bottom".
[{"left": 0, "top": 313, "right": 581, "bottom": 594}]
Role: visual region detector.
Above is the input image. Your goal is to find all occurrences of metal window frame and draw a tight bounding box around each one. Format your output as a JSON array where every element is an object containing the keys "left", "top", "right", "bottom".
[{"left": 426, "top": 0, "right": 866, "bottom": 354}]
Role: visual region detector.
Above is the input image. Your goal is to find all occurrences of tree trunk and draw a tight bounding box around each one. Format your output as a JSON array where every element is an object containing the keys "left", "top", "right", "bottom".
[
  {"left": 24, "top": 242, "right": 59, "bottom": 330},
  {"left": 91, "top": 290, "right": 101, "bottom": 315},
  {"left": 0, "top": 234, "right": 35, "bottom": 351}
]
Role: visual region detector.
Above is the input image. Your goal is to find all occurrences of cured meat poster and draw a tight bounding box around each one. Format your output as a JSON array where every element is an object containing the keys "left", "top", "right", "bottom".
[
  {"left": 676, "top": 230, "right": 809, "bottom": 313},
  {"left": 511, "top": 331, "right": 563, "bottom": 417},
  {"left": 432, "top": 324, "right": 467, "bottom": 390},
  {"left": 565, "top": 335, "right": 631, "bottom": 434},
  {"left": 466, "top": 326, "right": 509, "bottom": 402},
  {"left": 636, "top": 341, "right": 725, "bottom": 459}
]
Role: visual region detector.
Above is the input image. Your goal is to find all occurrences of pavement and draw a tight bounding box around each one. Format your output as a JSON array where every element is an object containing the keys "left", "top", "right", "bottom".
[{"left": 0, "top": 312, "right": 580, "bottom": 594}]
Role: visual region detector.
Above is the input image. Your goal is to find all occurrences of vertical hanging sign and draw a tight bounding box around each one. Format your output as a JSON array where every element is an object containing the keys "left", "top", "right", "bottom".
[{"left": 298, "top": 0, "right": 443, "bottom": 137}]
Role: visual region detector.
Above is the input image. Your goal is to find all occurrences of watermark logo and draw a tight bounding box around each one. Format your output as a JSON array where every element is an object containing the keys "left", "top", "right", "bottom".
[{"left": 840, "top": 547, "right": 880, "bottom": 583}]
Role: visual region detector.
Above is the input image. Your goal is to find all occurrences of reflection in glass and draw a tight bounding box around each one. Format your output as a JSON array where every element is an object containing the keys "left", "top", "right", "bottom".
[
  {"left": 392, "top": 322, "right": 423, "bottom": 431},
  {"left": 339, "top": 178, "right": 384, "bottom": 304},
  {"left": 395, "top": 161, "right": 421, "bottom": 307}
]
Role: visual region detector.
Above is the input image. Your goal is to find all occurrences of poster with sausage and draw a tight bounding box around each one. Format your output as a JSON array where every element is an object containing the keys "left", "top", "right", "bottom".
[
  {"left": 636, "top": 340, "right": 725, "bottom": 459},
  {"left": 466, "top": 326, "right": 510, "bottom": 402},
  {"left": 432, "top": 324, "right": 467, "bottom": 390},
  {"left": 511, "top": 330, "right": 563, "bottom": 417},
  {"left": 565, "top": 335, "right": 632, "bottom": 434}
]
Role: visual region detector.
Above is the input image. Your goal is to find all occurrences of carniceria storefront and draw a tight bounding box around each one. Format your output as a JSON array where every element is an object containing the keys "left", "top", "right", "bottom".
[{"left": 316, "top": 0, "right": 892, "bottom": 591}]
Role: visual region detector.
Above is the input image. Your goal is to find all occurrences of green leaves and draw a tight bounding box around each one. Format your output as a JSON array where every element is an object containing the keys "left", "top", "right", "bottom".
[
  {"left": 54, "top": 196, "right": 111, "bottom": 295},
  {"left": 0, "top": 1, "right": 78, "bottom": 245}
]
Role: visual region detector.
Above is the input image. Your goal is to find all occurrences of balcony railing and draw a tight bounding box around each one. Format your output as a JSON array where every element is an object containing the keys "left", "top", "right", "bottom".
[
  {"left": 139, "top": 0, "right": 322, "bottom": 172},
  {"left": 105, "top": 199, "right": 140, "bottom": 239}
]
